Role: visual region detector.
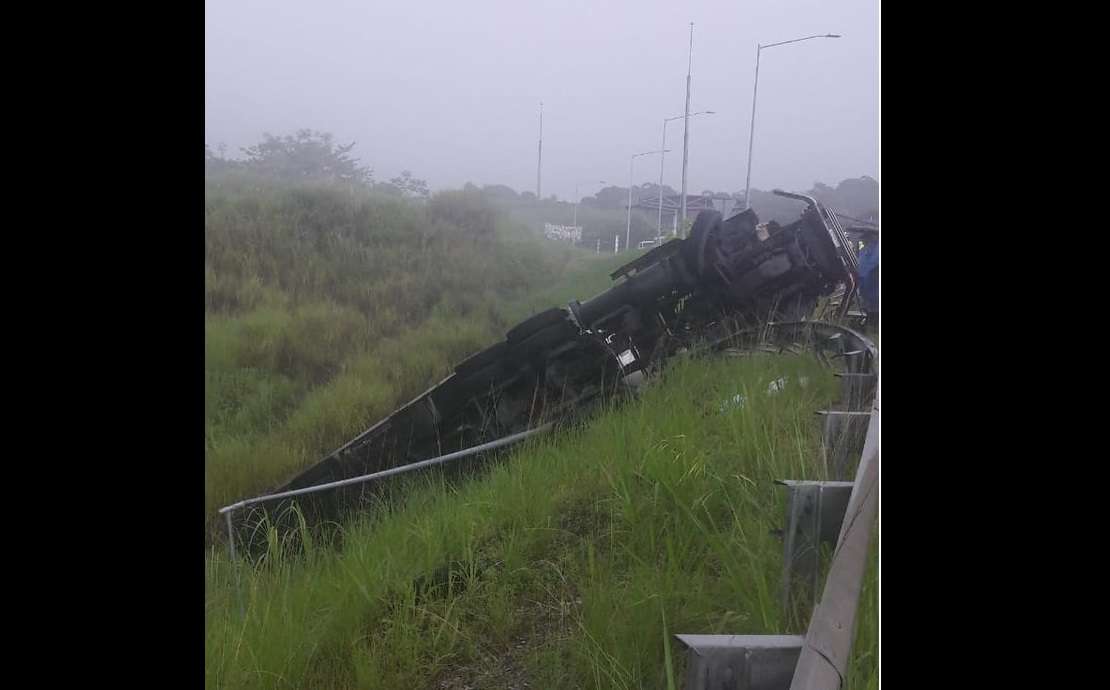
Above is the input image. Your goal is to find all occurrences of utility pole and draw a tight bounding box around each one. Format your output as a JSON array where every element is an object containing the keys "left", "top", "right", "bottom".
[
  {"left": 659, "top": 111, "right": 714, "bottom": 237},
  {"left": 627, "top": 150, "right": 668, "bottom": 251},
  {"left": 536, "top": 101, "right": 543, "bottom": 200},
  {"left": 743, "top": 34, "right": 840, "bottom": 209},
  {"left": 658, "top": 118, "right": 671, "bottom": 238},
  {"left": 680, "top": 22, "right": 694, "bottom": 233}
]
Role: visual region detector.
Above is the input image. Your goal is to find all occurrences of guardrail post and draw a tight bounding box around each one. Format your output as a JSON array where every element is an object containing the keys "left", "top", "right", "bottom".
[
  {"left": 817, "top": 411, "right": 869, "bottom": 480},
  {"left": 775, "top": 480, "right": 854, "bottom": 618},
  {"left": 675, "top": 634, "right": 804, "bottom": 690},
  {"left": 224, "top": 507, "right": 246, "bottom": 618},
  {"left": 834, "top": 372, "right": 876, "bottom": 410},
  {"left": 225, "top": 509, "right": 237, "bottom": 563},
  {"left": 832, "top": 348, "right": 870, "bottom": 374}
]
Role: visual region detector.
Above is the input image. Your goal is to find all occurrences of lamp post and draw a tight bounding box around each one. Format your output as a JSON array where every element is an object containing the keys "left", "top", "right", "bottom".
[
  {"left": 680, "top": 22, "right": 694, "bottom": 230},
  {"left": 659, "top": 110, "right": 714, "bottom": 237},
  {"left": 743, "top": 34, "right": 840, "bottom": 210},
  {"left": 536, "top": 101, "right": 543, "bottom": 200},
  {"left": 628, "top": 150, "right": 668, "bottom": 251},
  {"left": 574, "top": 180, "right": 607, "bottom": 240}
]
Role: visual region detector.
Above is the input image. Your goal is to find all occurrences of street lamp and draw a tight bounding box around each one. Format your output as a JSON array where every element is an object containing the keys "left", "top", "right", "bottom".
[
  {"left": 659, "top": 110, "right": 714, "bottom": 237},
  {"left": 628, "top": 149, "right": 669, "bottom": 251},
  {"left": 743, "top": 34, "right": 840, "bottom": 210},
  {"left": 574, "top": 180, "right": 607, "bottom": 238}
]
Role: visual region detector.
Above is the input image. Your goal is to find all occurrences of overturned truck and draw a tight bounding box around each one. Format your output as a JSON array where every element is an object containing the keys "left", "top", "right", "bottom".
[{"left": 231, "top": 191, "right": 862, "bottom": 536}]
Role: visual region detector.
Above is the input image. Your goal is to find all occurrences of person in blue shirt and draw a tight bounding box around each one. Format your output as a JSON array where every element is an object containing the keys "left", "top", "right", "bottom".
[{"left": 856, "top": 230, "right": 879, "bottom": 332}]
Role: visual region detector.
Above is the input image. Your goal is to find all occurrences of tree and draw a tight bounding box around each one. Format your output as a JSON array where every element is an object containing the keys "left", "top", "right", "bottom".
[
  {"left": 205, "top": 142, "right": 239, "bottom": 176},
  {"left": 636, "top": 183, "right": 678, "bottom": 199},
  {"left": 240, "top": 129, "right": 373, "bottom": 184},
  {"left": 378, "top": 170, "right": 430, "bottom": 200},
  {"left": 481, "top": 184, "right": 519, "bottom": 202},
  {"left": 594, "top": 186, "right": 628, "bottom": 211},
  {"left": 737, "top": 177, "right": 879, "bottom": 225},
  {"left": 809, "top": 177, "right": 878, "bottom": 219}
]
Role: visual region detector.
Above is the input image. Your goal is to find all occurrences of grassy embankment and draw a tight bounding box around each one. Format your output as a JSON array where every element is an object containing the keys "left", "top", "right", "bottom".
[
  {"left": 206, "top": 352, "right": 878, "bottom": 689},
  {"left": 204, "top": 178, "right": 878, "bottom": 689},
  {"left": 205, "top": 175, "right": 630, "bottom": 519}
]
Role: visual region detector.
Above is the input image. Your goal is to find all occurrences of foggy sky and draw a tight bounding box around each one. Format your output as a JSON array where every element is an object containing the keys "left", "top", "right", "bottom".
[{"left": 205, "top": 0, "right": 878, "bottom": 201}]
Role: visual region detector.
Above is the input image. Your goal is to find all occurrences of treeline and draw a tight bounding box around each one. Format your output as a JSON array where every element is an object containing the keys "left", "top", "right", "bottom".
[
  {"left": 206, "top": 129, "right": 877, "bottom": 249},
  {"left": 205, "top": 130, "right": 431, "bottom": 200},
  {"left": 746, "top": 177, "right": 879, "bottom": 224},
  {"left": 460, "top": 176, "right": 878, "bottom": 225},
  {"left": 453, "top": 176, "right": 878, "bottom": 251}
]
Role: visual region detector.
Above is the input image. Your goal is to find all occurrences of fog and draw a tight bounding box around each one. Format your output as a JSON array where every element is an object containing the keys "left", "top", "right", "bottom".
[{"left": 205, "top": 0, "right": 878, "bottom": 200}]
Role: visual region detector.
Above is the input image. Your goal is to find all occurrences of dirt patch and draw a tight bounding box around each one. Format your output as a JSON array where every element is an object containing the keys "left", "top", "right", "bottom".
[{"left": 429, "top": 572, "right": 582, "bottom": 690}]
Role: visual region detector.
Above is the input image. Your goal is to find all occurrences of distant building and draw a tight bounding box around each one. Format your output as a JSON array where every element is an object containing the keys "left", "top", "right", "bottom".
[{"left": 544, "top": 223, "right": 582, "bottom": 243}]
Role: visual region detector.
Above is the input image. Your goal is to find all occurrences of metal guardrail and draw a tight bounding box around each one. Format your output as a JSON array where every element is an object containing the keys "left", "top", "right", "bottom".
[
  {"left": 218, "top": 423, "right": 553, "bottom": 561},
  {"left": 216, "top": 320, "right": 878, "bottom": 686},
  {"left": 677, "top": 322, "right": 878, "bottom": 690},
  {"left": 790, "top": 359, "right": 878, "bottom": 690}
]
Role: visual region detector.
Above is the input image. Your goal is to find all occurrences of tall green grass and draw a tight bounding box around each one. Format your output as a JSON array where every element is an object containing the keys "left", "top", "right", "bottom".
[
  {"left": 205, "top": 177, "right": 625, "bottom": 517},
  {"left": 205, "top": 353, "right": 878, "bottom": 689},
  {"left": 204, "top": 178, "right": 877, "bottom": 689}
]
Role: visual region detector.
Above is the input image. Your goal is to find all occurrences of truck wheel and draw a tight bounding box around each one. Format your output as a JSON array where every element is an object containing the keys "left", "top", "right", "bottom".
[{"left": 683, "top": 210, "right": 722, "bottom": 279}]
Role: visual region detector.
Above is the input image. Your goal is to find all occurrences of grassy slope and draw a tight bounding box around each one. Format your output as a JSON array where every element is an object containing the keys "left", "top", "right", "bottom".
[
  {"left": 205, "top": 353, "right": 878, "bottom": 690},
  {"left": 204, "top": 181, "right": 877, "bottom": 689},
  {"left": 205, "top": 177, "right": 633, "bottom": 516}
]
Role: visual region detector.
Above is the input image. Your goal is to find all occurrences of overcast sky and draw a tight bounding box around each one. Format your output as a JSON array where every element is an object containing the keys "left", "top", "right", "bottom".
[{"left": 205, "top": 0, "right": 878, "bottom": 201}]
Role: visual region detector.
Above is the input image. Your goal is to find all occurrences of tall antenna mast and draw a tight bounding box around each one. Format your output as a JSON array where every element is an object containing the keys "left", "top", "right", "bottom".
[
  {"left": 537, "top": 101, "right": 543, "bottom": 200},
  {"left": 680, "top": 22, "right": 694, "bottom": 232}
]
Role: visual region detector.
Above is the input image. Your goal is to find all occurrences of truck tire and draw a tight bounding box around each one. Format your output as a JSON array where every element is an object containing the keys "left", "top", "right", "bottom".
[{"left": 683, "top": 210, "right": 723, "bottom": 279}]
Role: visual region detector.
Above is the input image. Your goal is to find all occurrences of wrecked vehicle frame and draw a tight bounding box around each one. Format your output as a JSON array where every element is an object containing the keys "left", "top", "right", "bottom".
[{"left": 224, "top": 190, "right": 864, "bottom": 542}]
